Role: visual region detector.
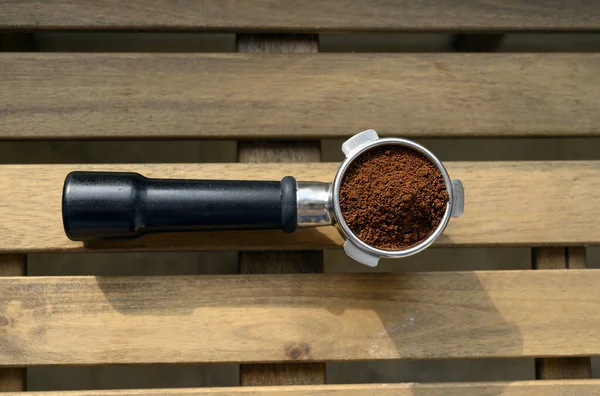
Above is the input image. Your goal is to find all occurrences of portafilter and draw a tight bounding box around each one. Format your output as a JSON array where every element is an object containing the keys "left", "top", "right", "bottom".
[{"left": 62, "top": 129, "right": 464, "bottom": 266}]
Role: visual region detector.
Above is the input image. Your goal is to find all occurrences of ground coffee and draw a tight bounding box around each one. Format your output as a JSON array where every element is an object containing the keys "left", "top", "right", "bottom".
[{"left": 339, "top": 145, "right": 449, "bottom": 251}]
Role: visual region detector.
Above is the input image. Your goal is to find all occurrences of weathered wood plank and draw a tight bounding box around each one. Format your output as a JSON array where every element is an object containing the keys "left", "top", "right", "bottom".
[
  {"left": 0, "top": 161, "right": 598, "bottom": 252},
  {"left": 0, "top": 254, "right": 25, "bottom": 391},
  {"left": 533, "top": 247, "right": 592, "bottom": 380},
  {"left": 0, "top": 369, "right": 24, "bottom": 392},
  {"left": 239, "top": 252, "right": 324, "bottom": 275},
  {"left": 4, "top": 381, "right": 600, "bottom": 395},
  {"left": 0, "top": 255, "right": 26, "bottom": 277},
  {"left": 237, "top": 32, "right": 325, "bottom": 387},
  {"left": 536, "top": 358, "right": 592, "bottom": 380},
  {"left": 1, "top": 381, "right": 600, "bottom": 395},
  {"left": 236, "top": 34, "right": 319, "bottom": 54},
  {"left": 2, "top": 54, "right": 600, "bottom": 139},
  {"left": 1, "top": 0, "right": 599, "bottom": 31},
  {"left": 1, "top": 270, "right": 600, "bottom": 365},
  {"left": 239, "top": 364, "right": 325, "bottom": 386}
]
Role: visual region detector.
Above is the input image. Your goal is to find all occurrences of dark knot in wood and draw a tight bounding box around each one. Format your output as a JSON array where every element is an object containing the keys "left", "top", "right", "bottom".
[{"left": 287, "top": 343, "right": 310, "bottom": 360}]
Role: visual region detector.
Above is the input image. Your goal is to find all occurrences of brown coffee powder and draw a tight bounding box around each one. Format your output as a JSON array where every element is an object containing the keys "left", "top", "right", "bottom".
[{"left": 339, "top": 145, "right": 449, "bottom": 250}]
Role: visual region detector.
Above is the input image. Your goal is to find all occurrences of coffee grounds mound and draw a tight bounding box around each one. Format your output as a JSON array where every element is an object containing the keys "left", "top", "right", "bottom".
[{"left": 339, "top": 145, "right": 449, "bottom": 251}]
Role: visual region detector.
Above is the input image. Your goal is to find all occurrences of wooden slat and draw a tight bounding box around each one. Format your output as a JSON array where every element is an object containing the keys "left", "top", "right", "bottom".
[
  {"left": 238, "top": 141, "right": 322, "bottom": 164},
  {"left": 236, "top": 34, "right": 319, "bottom": 55},
  {"left": 237, "top": 33, "right": 325, "bottom": 387},
  {"left": 533, "top": 247, "right": 588, "bottom": 271},
  {"left": 239, "top": 252, "right": 324, "bottom": 275},
  {"left": 0, "top": 255, "right": 26, "bottom": 277},
  {"left": 0, "top": 254, "right": 25, "bottom": 391},
  {"left": 1, "top": 270, "right": 600, "bottom": 365},
  {"left": 1, "top": 1, "right": 599, "bottom": 31},
  {"left": 537, "top": 358, "right": 592, "bottom": 380},
  {"left": 2, "top": 53, "right": 600, "bottom": 139},
  {"left": 0, "top": 368, "right": 23, "bottom": 392},
  {"left": 236, "top": 140, "right": 327, "bottom": 374},
  {"left": 1, "top": 381, "right": 600, "bottom": 395},
  {"left": 239, "top": 363, "right": 325, "bottom": 387},
  {"left": 533, "top": 247, "right": 592, "bottom": 380},
  {"left": 0, "top": 161, "right": 599, "bottom": 252}
]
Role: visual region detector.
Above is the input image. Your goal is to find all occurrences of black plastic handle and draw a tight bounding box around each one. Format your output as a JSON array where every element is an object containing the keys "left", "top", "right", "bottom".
[{"left": 62, "top": 171, "right": 298, "bottom": 241}]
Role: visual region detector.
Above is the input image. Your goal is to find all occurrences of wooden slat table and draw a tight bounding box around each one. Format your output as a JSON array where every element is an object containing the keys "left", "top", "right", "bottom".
[{"left": 1, "top": 0, "right": 599, "bottom": 393}]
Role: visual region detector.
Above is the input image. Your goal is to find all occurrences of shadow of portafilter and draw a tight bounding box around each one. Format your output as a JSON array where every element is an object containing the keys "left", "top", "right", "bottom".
[{"left": 92, "top": 271, "right": 522, "bottom": 370}]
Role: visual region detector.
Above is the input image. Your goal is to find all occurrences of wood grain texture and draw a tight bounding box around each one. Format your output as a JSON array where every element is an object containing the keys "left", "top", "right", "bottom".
[
  {"left": 237, "top": 32, "right": 325, "bottom": 387},
  {"left": 235, "top": 37, "right": 321, "bottom": 164},
  {"left": 567, "top": 247, "right": 587, "bottom": 269},
  {"left": 1, "top": 0, "right": 599, "bottom": 31},
  {"left": 238, "top": 141, "right": 321, "bottom": 164},
  {"left": 0, "top": 161, "right": 599, "bottom": 252},
  {"left": 2, "top": 270, "right": 600, "bottom": 365},
  {"left": 536, "top": 358, "right": 591, "bottom": 380},
  {"left": 2, "top": 53, "right": 600, "bottom": 139},
  {"left": 239, "top": 252, "right": 324, "bottom": 274},
  {"left": 236, "top": 34, "right": 319, "bottom": 54},
  {"left": 240, "top": 364, "right": 325, "bottom": 386},
  {"left": 0, "top": 255, "right": 26, "bottom": 277},
  {"left": 0, "top": 369, "right": 24, "bottom": 392},
  {"left": 533, "top": 247, "right": 591, "bottom": 379},
  {"left": 1, "top": 381, "right": 600, "bottom": 395},
  {"left": 533, "top": 247, "right": 587, "bottom": 270},
  {"left": 0, "top": 255, "right": 25, "bottom": 391}
]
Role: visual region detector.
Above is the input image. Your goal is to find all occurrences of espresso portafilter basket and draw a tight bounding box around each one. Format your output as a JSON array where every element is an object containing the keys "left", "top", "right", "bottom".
[{"left": 62, "top": 130, "right": 464, "bottom": 267}]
